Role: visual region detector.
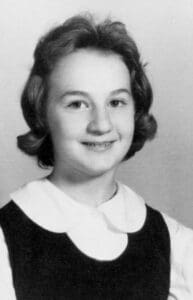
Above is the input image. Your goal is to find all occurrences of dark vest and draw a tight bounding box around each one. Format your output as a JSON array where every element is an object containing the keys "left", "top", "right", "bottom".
[{"left": 0, "top": 201, "right": 170, "bottom": 300}]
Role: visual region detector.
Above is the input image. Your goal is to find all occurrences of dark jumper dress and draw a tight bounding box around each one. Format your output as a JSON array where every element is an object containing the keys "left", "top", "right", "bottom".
[{"left": 0, "top": 201, "right": 170, "bottom": 300}]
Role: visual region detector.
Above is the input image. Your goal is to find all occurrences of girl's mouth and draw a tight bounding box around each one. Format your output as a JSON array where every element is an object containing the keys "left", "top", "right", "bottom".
[{"left": 81, "top": 141, "right": 114, "bottom": 152}]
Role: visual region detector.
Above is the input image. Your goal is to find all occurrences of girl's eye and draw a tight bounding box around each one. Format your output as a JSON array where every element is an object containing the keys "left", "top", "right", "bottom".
[
  {"left": 109, "top": 99, "right": 127, "bottom": 107},
  {"left": 67, "top": 101, "right": 88, "bottom": 109}
]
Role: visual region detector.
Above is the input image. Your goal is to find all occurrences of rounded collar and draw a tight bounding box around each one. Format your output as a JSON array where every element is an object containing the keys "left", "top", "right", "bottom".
[{"left": 10, "top": 178, "right": 146, "bottom": 234}]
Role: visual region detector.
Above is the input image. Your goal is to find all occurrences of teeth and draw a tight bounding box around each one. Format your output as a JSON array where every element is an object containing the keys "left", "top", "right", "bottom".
[
  {"left": 85, "top": 142, "right": 111, "bottom": 146},
  {"left": 82, "top": 142, "right": 113, "bottom": 150}
]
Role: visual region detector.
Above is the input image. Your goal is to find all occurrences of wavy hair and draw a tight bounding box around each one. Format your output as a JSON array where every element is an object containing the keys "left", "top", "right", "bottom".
[{"left": 17, "top": 14, "right": 157, "bottom": 167}]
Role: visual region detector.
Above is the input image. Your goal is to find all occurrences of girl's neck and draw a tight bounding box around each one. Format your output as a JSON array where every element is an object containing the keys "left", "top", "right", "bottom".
[{"left": 48, "top": 169, "right": 117, "bottom": 207}]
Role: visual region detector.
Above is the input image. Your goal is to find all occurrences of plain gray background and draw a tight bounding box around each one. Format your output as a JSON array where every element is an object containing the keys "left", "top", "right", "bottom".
[{"left": 0, "top": 0, "right": 193, "bottom": 228}]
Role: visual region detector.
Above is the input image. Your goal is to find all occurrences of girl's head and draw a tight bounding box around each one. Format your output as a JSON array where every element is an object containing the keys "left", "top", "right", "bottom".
[{"left": 17, "top": 14, "right": 157, "bottom": 169}]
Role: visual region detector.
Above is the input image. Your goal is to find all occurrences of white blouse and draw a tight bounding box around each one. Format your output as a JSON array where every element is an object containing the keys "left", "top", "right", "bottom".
[{"left": 0, "top": 178, "right": 193, "bottom": 299}]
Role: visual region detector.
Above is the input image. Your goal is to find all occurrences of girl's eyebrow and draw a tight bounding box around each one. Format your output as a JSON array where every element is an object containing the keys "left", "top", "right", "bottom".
[
  {"left": 61, "top": 88, "right": 131, "bottom": 99},
  {"left": 110, "top": 88, "right": 131, "bottom": 96},
  {"left": 61, "top": 90, "right": 90, "bottom": 99}
]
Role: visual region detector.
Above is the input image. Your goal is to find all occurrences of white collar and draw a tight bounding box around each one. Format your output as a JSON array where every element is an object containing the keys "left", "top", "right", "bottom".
[{"left": 10, "top": 178, "right": 146, "bottom": 234}]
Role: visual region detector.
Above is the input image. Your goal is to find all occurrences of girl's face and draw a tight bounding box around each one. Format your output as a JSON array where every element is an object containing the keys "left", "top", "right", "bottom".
[{"left": 46, "top": 49, "right": 135, "bottom": 179}]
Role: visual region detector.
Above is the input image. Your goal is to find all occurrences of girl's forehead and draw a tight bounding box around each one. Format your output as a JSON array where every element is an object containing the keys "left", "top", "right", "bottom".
[{"left": 49, "top": 49, "right": 131, "bottom": 95}]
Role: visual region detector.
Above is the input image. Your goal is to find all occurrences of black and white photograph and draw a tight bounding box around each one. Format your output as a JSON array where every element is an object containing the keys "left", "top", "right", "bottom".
[{"left": 0, "top": 0, "right": 193, "bottom": 299}]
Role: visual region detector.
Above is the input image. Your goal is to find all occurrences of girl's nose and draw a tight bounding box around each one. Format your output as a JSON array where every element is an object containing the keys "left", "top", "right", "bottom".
[{"left": 87, "top": 108, "right": 113, "bottom": 135}]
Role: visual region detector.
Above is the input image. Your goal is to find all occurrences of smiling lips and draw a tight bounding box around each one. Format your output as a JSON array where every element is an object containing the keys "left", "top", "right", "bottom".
[{"left": 81, "top": 141, "right": 115, "bottom": 152}]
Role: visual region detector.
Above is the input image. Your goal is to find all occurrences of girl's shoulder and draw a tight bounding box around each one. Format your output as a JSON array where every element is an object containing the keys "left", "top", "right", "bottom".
[
  {"left": 0, "top": 224, "right": 17, "bottom": 299},
  {"left": 161, "top": 213, "right": 193, "bottom": 298},
  {"left": 162, "top": 211, "right": 193, "bottom": 264},
  {"left": 161, "top": 211, "right": 193, "bottom": 251}
]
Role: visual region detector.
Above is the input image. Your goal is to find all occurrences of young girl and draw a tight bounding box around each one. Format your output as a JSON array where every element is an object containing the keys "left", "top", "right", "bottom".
[{"left": 0, "top": 14, "right": 193, "bottom": 300}]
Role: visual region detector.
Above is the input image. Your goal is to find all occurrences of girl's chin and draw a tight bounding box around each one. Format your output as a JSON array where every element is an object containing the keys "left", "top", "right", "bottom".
[
  {"left": 79, "top": 162, "right": 119, "bottom": 178},
  {"left": 53, "top": 153, "right": 124, "bottom": 179}
]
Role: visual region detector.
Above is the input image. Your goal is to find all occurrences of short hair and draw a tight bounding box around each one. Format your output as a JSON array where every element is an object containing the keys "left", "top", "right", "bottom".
[{"left": 17, "top": 13, "right": 157, "bottom": 168}]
